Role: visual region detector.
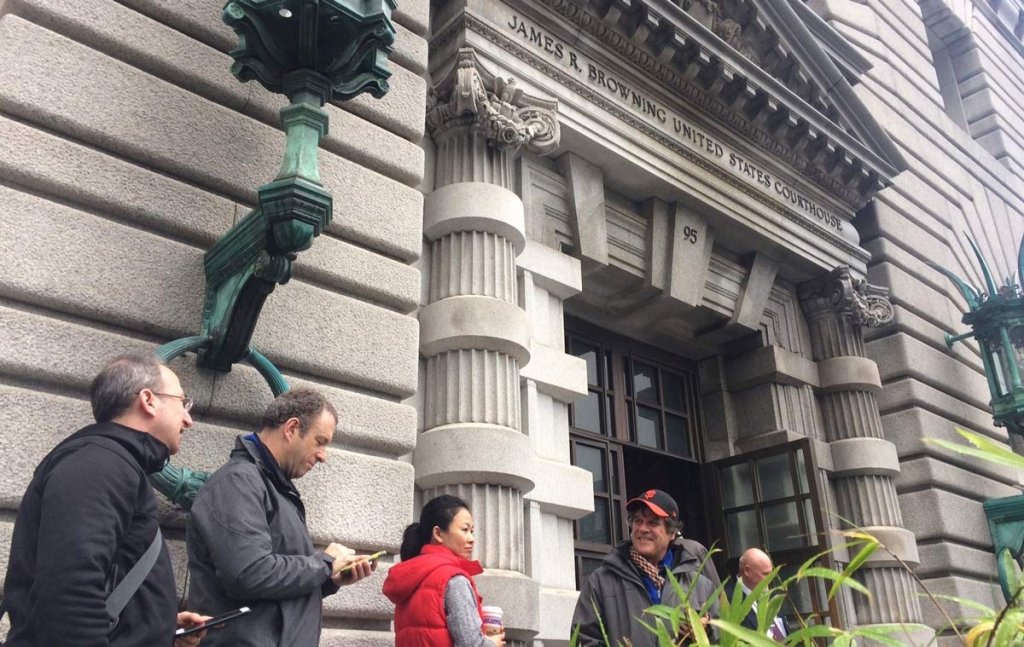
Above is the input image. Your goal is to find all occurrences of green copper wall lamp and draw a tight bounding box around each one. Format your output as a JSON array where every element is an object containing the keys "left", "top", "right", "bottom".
[
  {"left": 929, "top": 235, "right": 1024, "bottom": 437},
  {"left": 930, "top": 235, "right": 1024, "bottom": 602},
  {"left": 150, "top": 0, "right": 397, "bottom": 509}
]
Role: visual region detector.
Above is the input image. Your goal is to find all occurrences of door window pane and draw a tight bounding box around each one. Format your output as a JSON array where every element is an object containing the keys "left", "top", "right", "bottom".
[
  {"left": 573, "top": 391, "right": 603, "bottom": 434},
  {"left": 580, "top": 498, "right": 611, "bottom": 543},
  {"left": 573, "top": 340, "right": 600, "bottom": 387},
  {"left": 757, "top": 454, "right": 795, "bottom": 501},
  {"left": 634, "top": 362, "right": 659, "bottom": 405},
  {"left": 579, "top": 557, "right": 604, "bottom": 586},
  {"left": 610, "top": 450, "right": 620, "bottom": 495},
  {"left": 803, "top": 498, "right": 817, "bottom": 538},
  {"left": 622, "top": 356, "right": 633, "bottom": 397},
  {"left": 726, "top": 509, "right": 760, "bottom": 557},
  {"left": 636, "top": 406, "right": 661, "bottom": 449},
  {"left": 613, "top": 503, "right": 623, "bottom": 542},
  {"left": 605, "top": 395, "right": 616, "bottom": 436},
  {"left": 576, "top": 444, "right": 606, "bottom": 493},
  {"left": 721, "top": 463, "right": 754, "bottom": 508},
  {"left": 796, "top": 448, "right": 809, "bottom": 494},
  {"left": 662, "top": 372, "right": 687, "bottom": 411},
  {"left": 605, "top": 352, "right": 615, "bottom": 392},
  {"left": 763, "top": 501, "right": 802, "bottom": 551},
  {"left": 779, "top": 564, "right": 813, "bottom": 614},
  {"left": 666, "top": 414, "right": 690, "bottom": 457}
]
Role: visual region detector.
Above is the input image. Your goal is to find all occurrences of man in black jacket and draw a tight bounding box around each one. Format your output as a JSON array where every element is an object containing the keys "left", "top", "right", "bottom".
[
  {"left": 722, "top": 548, "right": 790, "bottom": 641},
  {"left": 3, "top": 353, "right": 209, "bottom": 647},
  {"left": 186, "top": 388, "right": 375, "bottom": 647},
  {"left": 571, "top": 490, "right": 719, "bottom": 647}
]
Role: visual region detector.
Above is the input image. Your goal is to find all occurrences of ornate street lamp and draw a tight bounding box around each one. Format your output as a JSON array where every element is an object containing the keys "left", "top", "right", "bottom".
[
  {"left": 150, "top": 0, "right": 397, "bottom": 507},
  {"left": 930, "top": 235, "right": 1024, "bottom": 603},
  {"left": 929, "top": 236, "right": 1024, "bottom": 436}
]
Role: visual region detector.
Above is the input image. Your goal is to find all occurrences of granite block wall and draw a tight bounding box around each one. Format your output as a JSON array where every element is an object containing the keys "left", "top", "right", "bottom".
[{"left": 0, "top": 0, "right": 428, "bottom": 642}]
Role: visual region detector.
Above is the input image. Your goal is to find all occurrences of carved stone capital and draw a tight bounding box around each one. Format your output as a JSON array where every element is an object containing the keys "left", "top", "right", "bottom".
[
  {"left": 426, "top": 47, "right": 560, "bottom": 156},
  {"left": 799, "top": 267, "right": 894, "bottom": 328}
]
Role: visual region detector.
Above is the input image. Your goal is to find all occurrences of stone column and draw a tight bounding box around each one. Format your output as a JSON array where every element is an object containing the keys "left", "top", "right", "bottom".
[
  {"left": 799, "top": 268, "right": 932, "bottom": 640},
  {"left": 416, "top": 47, "right": 560, "bottom": 646}
]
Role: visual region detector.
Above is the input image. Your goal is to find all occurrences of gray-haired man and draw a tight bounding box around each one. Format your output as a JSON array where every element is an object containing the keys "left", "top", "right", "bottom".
[{"left": 3, "top": 353, "right": 209, "bottom": 647}]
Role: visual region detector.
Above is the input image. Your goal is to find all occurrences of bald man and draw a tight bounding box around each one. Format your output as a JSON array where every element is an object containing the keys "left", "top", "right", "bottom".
[{"left": 723, "top": 548, "right": 789, "bottom": 642}]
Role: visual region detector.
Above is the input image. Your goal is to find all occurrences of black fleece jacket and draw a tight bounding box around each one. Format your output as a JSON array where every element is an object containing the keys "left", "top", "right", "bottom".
[{"left": 3, "top": 422, "right": 178, "bottom": 647}]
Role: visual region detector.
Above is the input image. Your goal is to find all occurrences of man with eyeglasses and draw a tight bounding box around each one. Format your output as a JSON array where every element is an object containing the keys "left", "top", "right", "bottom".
[{"left": 2, "top": 352, "right": 209, "bottom": 647}]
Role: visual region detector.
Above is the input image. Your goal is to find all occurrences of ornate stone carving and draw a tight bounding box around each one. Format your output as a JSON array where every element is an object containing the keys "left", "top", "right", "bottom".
[
  {"left": 427, "top": 47, "right": 560, "bottom": 155},
  {"left": 799, "top": 267, "right": 894, "bottom": 328}
]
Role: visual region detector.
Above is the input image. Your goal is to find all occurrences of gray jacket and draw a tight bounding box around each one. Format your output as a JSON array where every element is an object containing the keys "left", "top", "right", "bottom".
[
  {"left": 571, "top": 540, "right": 719, "bottom": 647},
  {"left": 186, "top": 435, "right": 339, "bottom": 647}
]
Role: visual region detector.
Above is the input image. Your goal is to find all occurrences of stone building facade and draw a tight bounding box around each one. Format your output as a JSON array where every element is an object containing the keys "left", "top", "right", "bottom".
[{"left": 0, "top": 0, "right": 1022, "bottom": 646}]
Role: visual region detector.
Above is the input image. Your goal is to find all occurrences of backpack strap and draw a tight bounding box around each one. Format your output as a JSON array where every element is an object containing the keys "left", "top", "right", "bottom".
[{"left": 106, "top": 527, "right": 163, "bottom": 629}]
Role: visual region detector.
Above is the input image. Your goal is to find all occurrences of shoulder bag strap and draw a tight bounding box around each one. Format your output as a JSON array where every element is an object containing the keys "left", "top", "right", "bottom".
[{"left": 106, "top": 527, "right": 163, "bottom": 629}]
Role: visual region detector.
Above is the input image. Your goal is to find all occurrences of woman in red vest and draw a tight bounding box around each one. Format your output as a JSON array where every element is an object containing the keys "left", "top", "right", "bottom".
[{"left": 383, "top": 495, "right": 505, "bottom": 647}]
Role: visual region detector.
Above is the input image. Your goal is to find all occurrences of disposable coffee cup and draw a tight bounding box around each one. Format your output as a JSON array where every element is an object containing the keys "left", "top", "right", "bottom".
[{"left": 481, "top": 606, "right": 503, "bottom": 636}]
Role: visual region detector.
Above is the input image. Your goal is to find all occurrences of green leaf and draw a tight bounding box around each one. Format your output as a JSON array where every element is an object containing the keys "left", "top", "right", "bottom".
[
  {"left": 922, "top": 593, "right": 997, "bottom": 618},
  {"left": 829, "top": 540, "right": 878, "bottom": 599},
  {"left": 686, "top": 607, "right": 712, "bottom": 647},
  {"left": 1000, "top": 548, "right": 1024, "bottom": 602},
  {"left": 799, "top": 567, "right": 871, "bottom": 597},
  {"left": 928, "top": 428, "right": 1024, "bottom": 471},
  {"left": 711, "top": 619, "right": 782, "bottom": 647},
  {"left": 850, "top": 625, "right": 912, "bottom": 647}
]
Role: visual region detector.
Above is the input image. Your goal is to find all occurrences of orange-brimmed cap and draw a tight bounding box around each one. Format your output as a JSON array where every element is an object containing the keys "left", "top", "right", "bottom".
[{"left": 626, "top": 489, "right": 679, "bottom": 519}]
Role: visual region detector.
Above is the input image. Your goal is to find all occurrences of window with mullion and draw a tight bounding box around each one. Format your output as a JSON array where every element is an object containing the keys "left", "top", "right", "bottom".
[
  {"left": 624, "top": 354, "right": 697, "bottom": 459},
  {"left": 715, "top": 442, "right": 837, "bottom": 629},
  {"left": 571, "top": 438, "right": 626, "bottom": 555},
  {"left": 568, "top": 335, "right": 614, "bottom": 437}
]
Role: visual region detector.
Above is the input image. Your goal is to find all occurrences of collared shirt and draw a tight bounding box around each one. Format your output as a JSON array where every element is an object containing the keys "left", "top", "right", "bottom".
[
  {"left": 741, "top": 583, "right": 787, "bottom": 639},
  {"left": 640, "top": 549, "right": 674, "bottom": 604}
]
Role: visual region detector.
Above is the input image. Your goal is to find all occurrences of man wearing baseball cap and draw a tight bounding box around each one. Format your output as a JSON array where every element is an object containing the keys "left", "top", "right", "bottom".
[{"left": 571, "top": 490, "right": 719, "bottom": 647}]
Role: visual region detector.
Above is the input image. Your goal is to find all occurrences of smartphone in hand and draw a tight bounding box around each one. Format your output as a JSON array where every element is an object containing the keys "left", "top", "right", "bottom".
[
  {"left": 175, "top": 607, "right": 251, "bottom": 637},
  {"left": 337, "top": 551, "right": 386, "bottom": 573}
]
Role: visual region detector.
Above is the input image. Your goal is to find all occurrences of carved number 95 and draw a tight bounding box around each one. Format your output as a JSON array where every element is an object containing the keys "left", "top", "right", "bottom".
[{"left": 682, "top": 226, "right": 699, "bottom": 244}]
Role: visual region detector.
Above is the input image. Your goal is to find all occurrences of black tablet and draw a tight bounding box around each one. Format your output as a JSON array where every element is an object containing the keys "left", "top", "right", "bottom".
[{"left": 175, "top": 606, "right": 252, "bottom": 637}]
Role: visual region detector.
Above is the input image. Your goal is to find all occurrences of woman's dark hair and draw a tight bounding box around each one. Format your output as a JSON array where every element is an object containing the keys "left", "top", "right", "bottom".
[{"left": 400, "top": 495, "right": 469, "bottom": 561}]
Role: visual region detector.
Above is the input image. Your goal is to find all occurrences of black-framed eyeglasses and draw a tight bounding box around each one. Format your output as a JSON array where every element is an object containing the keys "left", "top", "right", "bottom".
[{"left": 138, "top": 391, "right": 194, "bottom": 412}]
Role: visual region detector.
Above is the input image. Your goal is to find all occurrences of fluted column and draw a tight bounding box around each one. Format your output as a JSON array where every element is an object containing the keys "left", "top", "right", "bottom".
[
  {"left": 415, "top": 47, "right": 560, "bottom": 646},
  {"left": 799, "top": 268, "right": 931, "bottom": 638}
]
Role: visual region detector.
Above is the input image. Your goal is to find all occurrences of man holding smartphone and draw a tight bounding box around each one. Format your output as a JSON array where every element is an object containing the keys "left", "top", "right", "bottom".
[
  {"left": 186, "top": 388, "right": 376, "bottom": 647},
  {"left": 2, "top": 353, "right": 209, "bottom": 647}
]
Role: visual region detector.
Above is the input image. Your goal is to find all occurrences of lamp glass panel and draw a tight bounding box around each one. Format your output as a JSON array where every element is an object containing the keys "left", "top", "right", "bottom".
[
  {"left": 1010, "top": 325, "right": 1024, "bottom": 375},
  {"left": 990, "top": 339, "right": 1010, "bottom": 397}
]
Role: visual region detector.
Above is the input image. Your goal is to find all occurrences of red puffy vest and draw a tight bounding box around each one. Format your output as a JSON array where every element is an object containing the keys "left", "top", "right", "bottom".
[{"left": 382, "top": 545, "right": 485, "bottom": 647}]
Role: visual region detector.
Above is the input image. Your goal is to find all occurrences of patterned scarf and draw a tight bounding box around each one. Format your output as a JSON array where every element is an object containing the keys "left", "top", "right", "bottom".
[{"left": 629, "top": 545, "right": 664, "bottom": 590}]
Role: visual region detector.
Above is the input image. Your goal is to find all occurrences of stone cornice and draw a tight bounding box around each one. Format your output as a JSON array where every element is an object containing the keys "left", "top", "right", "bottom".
[
  {"left": 437, "top": 12, "right": 870, "bottom": 262},
  {"left": 479, "top": 0, "right": 903, "bottom": 207}
]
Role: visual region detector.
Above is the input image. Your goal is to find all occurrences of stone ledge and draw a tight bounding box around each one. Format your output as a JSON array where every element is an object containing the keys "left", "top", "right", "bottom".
[
  {"left": 831, "top": 437, "right": 900, "bottom": 477},
  {"left": 525, "top": 458, "right": 595, "bottom": 520},
  {"left": 857, "top": 525, "right": 920, "bottom": 568},
  {"left": 817, "top": 356, "right": 882, "bottom": 394},
  {"left": 419, "top": 296, "right": 531, "bottom": 366},
  {"left": 724, "top": 345, "right": 819, "bottom": 392},
  {"left": 0, "top": 15, "right": 423, "bottom": 262},
  {"left": 424, "top": 182, "right": 526, "bottom": 252},
  {"left": 537, "top": 587, "right": 580, "bottom": 647},
  {"left": 518, "top": 240, "right": 583, "bottom": 300},
  {"left": 475, "top": 569, "right": 541, "bottom": 637},
  {"left": 413, "top": 424, "right": 536, "bottom": 492},
  {"left": 520, "top": 343, "right": 588, "bottom": 404},
  {"left": 9, "top": 0, "right": 425, "bottom": 187},
  {"left": 320, "top": 629, "right": 396, "bottom": 647}
]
